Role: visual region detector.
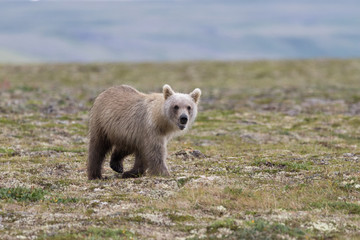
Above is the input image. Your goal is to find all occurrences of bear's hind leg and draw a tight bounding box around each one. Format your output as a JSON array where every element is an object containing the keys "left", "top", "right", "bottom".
[
  {"left": 87, "top": 134, "right": 111, "bottom": 180},
  {"left": 110, "top": 148, "right": 131, "bottom": 174},
  {"left": 122, "top": 152, "right": 147, "bottom": 178}
]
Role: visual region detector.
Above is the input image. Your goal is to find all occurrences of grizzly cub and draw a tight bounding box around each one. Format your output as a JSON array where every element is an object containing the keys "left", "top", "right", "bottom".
[{"left": 87, "top": 84, "right": 201, "bottom": 180}]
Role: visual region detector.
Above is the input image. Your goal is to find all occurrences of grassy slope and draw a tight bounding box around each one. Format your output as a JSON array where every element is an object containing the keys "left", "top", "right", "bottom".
[{"left": 0, "top": 59, "right": 359, "bottom": 239}]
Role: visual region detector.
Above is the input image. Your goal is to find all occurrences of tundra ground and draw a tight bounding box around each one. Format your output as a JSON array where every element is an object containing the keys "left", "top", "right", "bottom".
[{"left": 0, "top": 60, "right": 359, "bottom": 239}]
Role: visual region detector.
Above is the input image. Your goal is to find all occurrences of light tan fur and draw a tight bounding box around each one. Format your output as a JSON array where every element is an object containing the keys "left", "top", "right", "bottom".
[{"left": 87, "top": 84, "right": 201, "bottom": 180}]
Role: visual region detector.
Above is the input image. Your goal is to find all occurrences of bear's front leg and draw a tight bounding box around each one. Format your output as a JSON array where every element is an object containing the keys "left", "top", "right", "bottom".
[
  {"left": 122, "top": 153, "right": 147, "bottom": 178},
  {"left": 146, "top": 143, "right": 170, "bottom": 177}
]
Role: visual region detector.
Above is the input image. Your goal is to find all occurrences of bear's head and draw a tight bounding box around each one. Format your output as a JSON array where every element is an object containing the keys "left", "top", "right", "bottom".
[{"left": 163, "top": 84, "right": 201, "bottom": 131}]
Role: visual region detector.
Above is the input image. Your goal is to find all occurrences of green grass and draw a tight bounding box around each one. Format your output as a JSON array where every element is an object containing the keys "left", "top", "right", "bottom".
[
  {"left": 176, "top": 176, "right": 198, "bottom": 188},
  {"left": 0, "top": 187, "right": 46, "bottom": 202},
  {"left": 168, "top": 213, "right": 195, "bottom": 222},
  {"left": 234, "top": 220, "right": 306, "bottom": 240},
  {"left": 207, "top": 218, "right": 237, "bottom": 233},
  {"left": 0, "top": 147, "right": 15, "bottom": 155},
  {"left": 0, "top": 187, "right": 80, "bottom": 204},
  {"left": 252, "top": 158, "right": 312, "bottom": 172},
  {"left": 223, "top": 187, "right": 243, "bottom": 196},
  {"left": 202, "top": 218, "right": 306, "bottom": 239},
  {"left": 311, "top": 201, "right": 360, "bottom": 215},
  {"left": 0, "top": 117, "right": 17, "bottom": 125},
  {"left": 39, "top": 227, "right": 136, "bottom": 240},
  {"left": 30, "top": 146, "right": 87, "bottom": 153},
  {"left": 48, "top": 196, "right": 80, "bottom": 204}
]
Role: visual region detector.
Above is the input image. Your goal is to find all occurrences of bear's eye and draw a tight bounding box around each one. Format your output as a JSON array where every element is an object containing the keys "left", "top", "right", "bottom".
[
  {"left": 187, "top": 106, "right": 191, "bottom": 111},
  {"left": 174, "top": 105, "right": 179, "bottom": 110}
]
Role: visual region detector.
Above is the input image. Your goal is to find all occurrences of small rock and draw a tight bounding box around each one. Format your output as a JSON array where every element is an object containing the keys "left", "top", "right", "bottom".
[
  {"left": 311, "top": 221, "right": 337, "bottom": 232},
  {"left": 174, "top": 149, "right": 206, "bottom": 160},
  {"left": 218, "top": 227, "right": 232, "bottom": 236},
  {"left": 190, "top": 150, "right": 206, "bottom": 158},
  {"left": 42, "top": 105, "right": 56, "bottom": 114},
  {"left": 215, "top": 132, "right": 226, "bottom": 136},
  {"left": 238, "top": 119, "right": 258, "bottom": 125},
  {"left": 174, "top": 150, "right": 190, "bottom": 160},
  {"left": 216, "top": 205, "right": 227, "bottom": 213}
]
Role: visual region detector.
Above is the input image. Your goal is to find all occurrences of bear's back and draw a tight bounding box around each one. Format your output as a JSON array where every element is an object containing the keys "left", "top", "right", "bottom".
[
  {"left": 90, "top": 85, "right": 149, "bottom": 146},
  {"left": 92, "top": 85, "right": 143, "bottom": 115}
]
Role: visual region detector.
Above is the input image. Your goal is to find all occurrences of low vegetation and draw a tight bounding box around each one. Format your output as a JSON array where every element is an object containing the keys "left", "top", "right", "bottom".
[{"left": 0, "top": 59, "right": 359, "bottom": 239}]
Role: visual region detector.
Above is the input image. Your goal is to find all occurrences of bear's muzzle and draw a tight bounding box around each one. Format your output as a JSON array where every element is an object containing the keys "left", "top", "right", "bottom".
[{"left": 178, "top": 114, "right": 188, "bottom": 130}]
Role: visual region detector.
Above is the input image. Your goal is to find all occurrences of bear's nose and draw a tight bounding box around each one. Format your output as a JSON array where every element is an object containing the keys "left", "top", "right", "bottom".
[{"left": 180, "top": 114, "right": 188, "bottom": 124}]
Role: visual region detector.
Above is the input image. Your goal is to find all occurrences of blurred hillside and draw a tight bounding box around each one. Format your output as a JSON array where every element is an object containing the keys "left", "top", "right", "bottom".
[{"left": 0, "top": 0, "right": 359, "bottom": 63}]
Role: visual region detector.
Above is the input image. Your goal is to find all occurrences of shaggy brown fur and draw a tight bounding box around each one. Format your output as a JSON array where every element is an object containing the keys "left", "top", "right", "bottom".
[{"left": 87, "top": 84, "right": 201, "bottom": 180}]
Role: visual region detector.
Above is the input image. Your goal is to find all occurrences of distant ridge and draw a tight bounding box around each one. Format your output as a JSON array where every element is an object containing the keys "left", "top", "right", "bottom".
[{"left": 0, "top": 1, "right": 359, "bottom": 63}]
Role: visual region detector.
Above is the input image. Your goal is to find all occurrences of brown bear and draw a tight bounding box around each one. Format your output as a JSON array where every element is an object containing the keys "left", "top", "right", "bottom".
[{"left": 87, "top": 84, "right": 201, "bottom": 180}]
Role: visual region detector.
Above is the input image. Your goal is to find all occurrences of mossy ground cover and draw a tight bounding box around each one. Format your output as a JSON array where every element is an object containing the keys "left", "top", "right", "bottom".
[{"left": 0, "top": 60, "right": 359, "bottom": 239}]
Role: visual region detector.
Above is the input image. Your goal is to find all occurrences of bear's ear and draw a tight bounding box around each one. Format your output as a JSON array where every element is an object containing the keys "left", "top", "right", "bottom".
[
  {"left": 190, "top": 88, "right": 201, "bottom": 104},
  {"left": 163, "top": 84, "right": 175, "bottom": 100}
]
